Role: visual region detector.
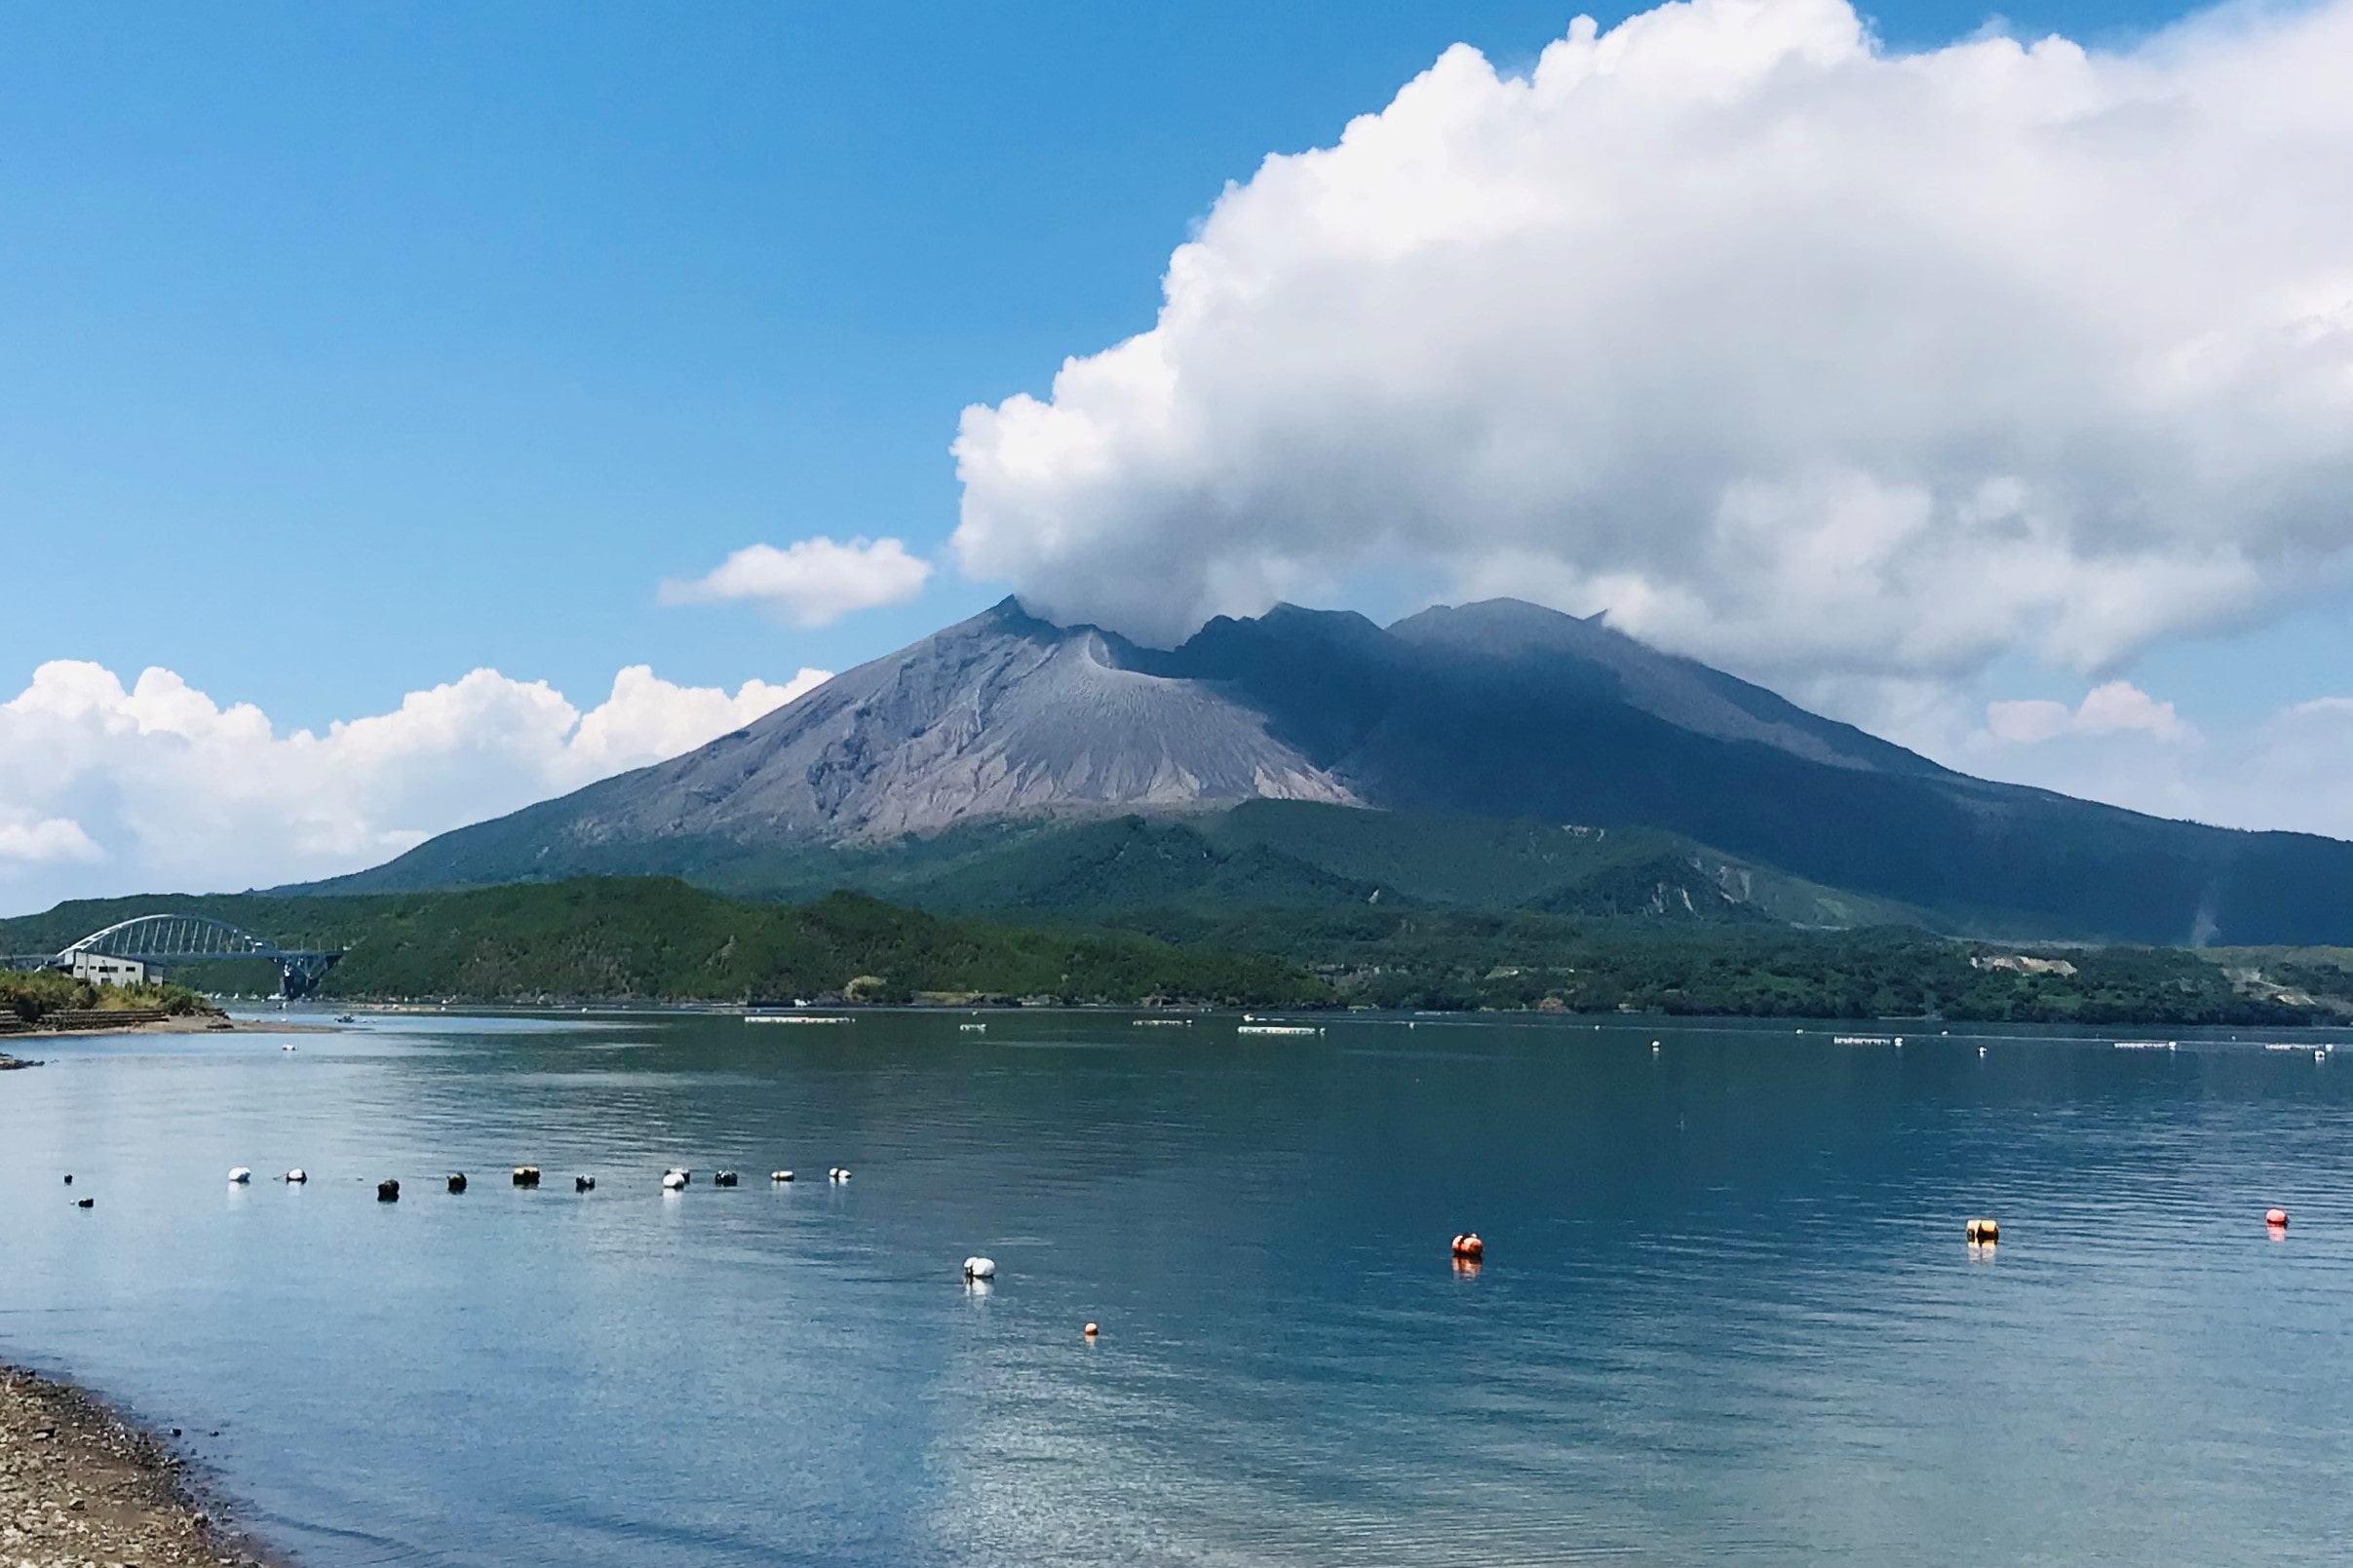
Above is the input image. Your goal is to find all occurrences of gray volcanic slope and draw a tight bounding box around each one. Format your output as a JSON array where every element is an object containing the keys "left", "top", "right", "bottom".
[
  {"left": 553, "top": 598, "right": 1353, "bottom": 847},
  {"left": 317, "top": 593, "right": 2353, "bottom": 944},
  {"left": 1386, "top": 598, "right": 1932, "bottom": 774}
]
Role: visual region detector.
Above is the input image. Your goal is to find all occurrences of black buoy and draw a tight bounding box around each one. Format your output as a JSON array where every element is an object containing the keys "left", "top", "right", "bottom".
[
  {"left": 62, "top": 1174, "right": 71, "bottom": 1185},
  {"left": 377, "top": 1179, "right": 401, "bottom": 1203},
  {"left": 574, "top": 1174, "right": 596, "bottom": 1193},
  {"left": 512, "top": 1166, "right": 541, "bottom": 1188},
  {"left": 74, "top": 1198, "right": 94, "bottom": 1208},
  {"left": 447, "top": 1172, "right": 468, "bottom": 1194},
  {"left": 714, "top": 1170, "right": 739, "bottom": 1187}
]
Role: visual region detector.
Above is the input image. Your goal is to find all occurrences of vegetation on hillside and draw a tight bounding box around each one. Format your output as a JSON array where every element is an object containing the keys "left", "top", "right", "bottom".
[
  {"left": 5, "top": 875, "right": 2339, "bottom": 1023},
  {"left": 302, "top": 802, "right": 1927, "bottom": 931},
  {"left": 0, "top": 880, "right": 1322, "bottom": 1008},
  {"left": 0, "top": 970, "right": 217, "bottom": 1022},
  {"left": 1105, "top": 906, "right": 2319, "bottom": 1024}
]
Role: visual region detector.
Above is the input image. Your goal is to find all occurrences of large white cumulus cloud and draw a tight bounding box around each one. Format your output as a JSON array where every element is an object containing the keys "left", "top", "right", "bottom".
[
  {"left": 952, "top": 0, "right": 2353, "bottom": 682},
  {"left": 0, "top": 661, "right": 829, "bottom": 912}
]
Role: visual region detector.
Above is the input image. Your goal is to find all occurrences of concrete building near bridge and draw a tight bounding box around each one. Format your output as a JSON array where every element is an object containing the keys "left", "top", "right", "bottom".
[{"left": 67, "top": 952, "right": 146, "bottom": 986}]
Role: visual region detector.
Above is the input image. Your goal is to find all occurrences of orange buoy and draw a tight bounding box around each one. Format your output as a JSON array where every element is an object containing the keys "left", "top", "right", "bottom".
[
  {"left": 1965, "top": 1217, "right": 1999, "bottom": 1244},
  {"left": 2266, "top": 1207, "right": 2289, "bottom": 1228},
  {"left": 1451, "top": 1233, "right": 1485, "bottom": 1261},
  {"left": 1083, "top": 1321, "right": 1099, "bottom": 1338}
]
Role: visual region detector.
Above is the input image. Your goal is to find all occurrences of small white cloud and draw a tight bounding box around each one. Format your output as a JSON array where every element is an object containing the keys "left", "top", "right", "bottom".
[
  {"left": 1962, "top": 690, "right": 2353, "bottom": 839},
  {"left": 0, "top": 660, "right": 831, "bottom": 910},
  {"left": 660, "top": 536, "right": 932, "bottom": 627},
  {"left": 1982, "top": 699, "right": 2075, "bottom": 747},
  {"left": 0, "top": 817, "right": 103, "bottom": 864},
  {"left": 569, "top": 666, "right": 829, "bottom": 773},
  {"left": 1980, "top": 680, "right": 2193, "bottom": 748},
  {"left": 2073, "top": 682, "right": 2193, "bottom": 743}
]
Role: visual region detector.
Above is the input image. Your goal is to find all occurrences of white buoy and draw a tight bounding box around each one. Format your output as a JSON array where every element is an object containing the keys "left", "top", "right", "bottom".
[
  {"left": 964, "top": 1256, "right": 996, "bottom": 1281},
  {"left": 771, "top": 1169, "right": 794, "bottom": 1182},
  {"left": 1652, "top": 1041, "right": 1661, "bottom": 1052},
  {"left": 831, "top": 1167, "right": 851, "bottom": 1182},
  {"left": 228, "top": 1166, "right": 252, "bottom": 1184},
  {"left": 1979, "top": 1047, "right": 1987, "bottom": 1058},
  {"left": 284, "top": 1168, "right": 307, "bottom": 1184},
  {"left": 661, "top": 1170, "right": 687, "bottom": 1191}
]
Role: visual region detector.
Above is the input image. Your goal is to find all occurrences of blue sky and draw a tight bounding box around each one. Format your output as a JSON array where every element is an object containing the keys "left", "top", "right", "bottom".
[
  {"left": 7, "top": 0, "right": 2351, "bottom": 908},
  {"left": 1, "top": 0, "right": 2220, "bottom": 725}
]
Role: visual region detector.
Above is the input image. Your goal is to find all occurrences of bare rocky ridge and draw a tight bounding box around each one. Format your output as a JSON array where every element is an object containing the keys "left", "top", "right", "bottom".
[
  {"left": 563, "top": 598, "right": 1355, "bottom": 846},
  {"left": 438, "top": 593, "right": 1910, "bottom": 857},
  {"left": 1384, "top": 597, "right": 1933, "bottom": 775},
  {"left": 309, "top": 594, "right": 2353, "bottom": 945}
]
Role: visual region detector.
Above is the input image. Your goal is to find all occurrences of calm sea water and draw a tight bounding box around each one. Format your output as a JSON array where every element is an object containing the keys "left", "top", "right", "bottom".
[{"left": 2, "top": 1009, "right": 2349, "bottom": 1565}]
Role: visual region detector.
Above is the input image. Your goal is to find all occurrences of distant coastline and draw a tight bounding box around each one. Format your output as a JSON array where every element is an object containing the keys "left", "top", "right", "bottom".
[
  {"left": 1, "top": 1015, "right": 339, "bottom": 1052},
  {"left": 11, "top": 872, "right": 2347, "bottom": 1027}
]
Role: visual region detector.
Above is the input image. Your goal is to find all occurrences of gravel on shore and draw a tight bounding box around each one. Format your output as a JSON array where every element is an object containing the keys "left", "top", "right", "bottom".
[{"left": 1, "top": 1363, "right": 285, "bottom": 1567}]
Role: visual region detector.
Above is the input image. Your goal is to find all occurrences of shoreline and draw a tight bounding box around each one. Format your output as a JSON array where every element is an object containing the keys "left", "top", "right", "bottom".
[
  {"left": 3, "top": 1015, "right": 340, "bottom": 1054},
  {"left": 0, "top": 1360, "right": 289, "bottom": 1567}
]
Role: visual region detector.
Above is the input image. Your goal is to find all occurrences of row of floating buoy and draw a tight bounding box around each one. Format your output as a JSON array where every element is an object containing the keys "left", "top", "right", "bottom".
[
  {"left": 1964, "top": 1209, "right": 2295, "bottom": 1244},
  {"left": 210, "top": 1166, "right": 2317, "bottom": 1244},
  {"left": 221, "top": 1164, "right": 835, "bottom": 1197}
]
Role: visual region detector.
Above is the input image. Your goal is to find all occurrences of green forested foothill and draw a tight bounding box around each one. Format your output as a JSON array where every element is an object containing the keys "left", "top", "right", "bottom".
[
  {"left": 1, "top": 878, "right": 2333, "bottom": 1021},
  {"left": 0, "top": 880, "right": 1320, "bottom": 1008},
  {"left": 1114, "top": 906, "right": 2321, "bottom": 1023}
]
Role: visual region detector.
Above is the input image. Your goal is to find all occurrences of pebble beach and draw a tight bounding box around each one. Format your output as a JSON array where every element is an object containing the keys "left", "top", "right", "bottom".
[{"left": 0, "top": 1364, "right": 280, "bottom": 1568}]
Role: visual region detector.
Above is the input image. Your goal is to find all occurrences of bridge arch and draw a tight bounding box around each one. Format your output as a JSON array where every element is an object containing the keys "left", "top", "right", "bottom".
[{"left": 52, "top": 915, "right": 342, "bottom": 999}]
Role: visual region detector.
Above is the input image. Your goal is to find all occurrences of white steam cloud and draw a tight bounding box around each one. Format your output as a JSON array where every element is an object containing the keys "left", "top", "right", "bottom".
[
  {"left": 1981, "top": 681, "right": 2194, "bottom": 747},
  {"left": 0, "top": 661, "right": 829, "bottom": 913},
  {"left": 951, "top": 0, "right": 2353, "bottom": 690},
  {"left": 661, "top": 536, "right": 933, "bottom": 627}
]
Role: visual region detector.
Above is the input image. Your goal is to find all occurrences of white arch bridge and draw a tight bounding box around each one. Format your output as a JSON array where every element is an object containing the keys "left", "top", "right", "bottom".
[{"left": 13, "top": 915, "right": 343, "bottom": 999}]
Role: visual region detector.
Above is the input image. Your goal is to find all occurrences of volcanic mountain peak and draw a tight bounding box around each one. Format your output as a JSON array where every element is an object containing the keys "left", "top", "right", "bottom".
[
  {"left": 573, "top": 596, "right": 1356, "bottom": 845},
  {"left": 1386, "top": 598, "right": 1932, "bottom": 775},
  {"left": 310, "top": 593, "right": 2353, "bottom": 946}
]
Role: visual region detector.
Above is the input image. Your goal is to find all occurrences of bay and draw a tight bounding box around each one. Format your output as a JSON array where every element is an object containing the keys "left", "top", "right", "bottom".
[{"left": 2, "top": 1010, "right": 2348, "bottom": 1565}]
